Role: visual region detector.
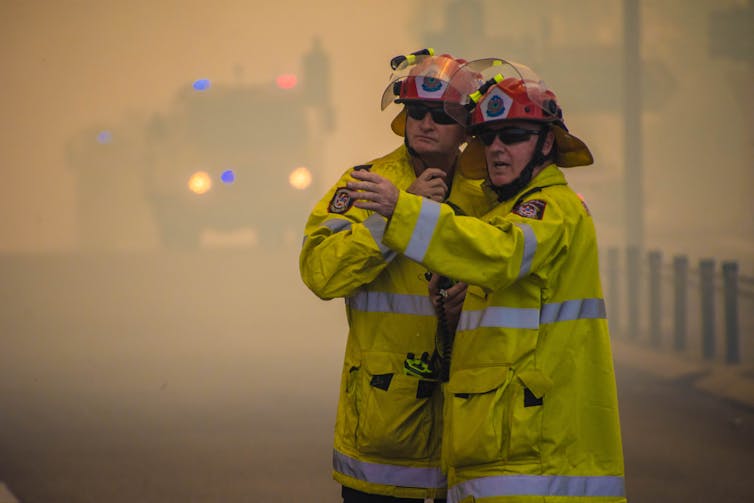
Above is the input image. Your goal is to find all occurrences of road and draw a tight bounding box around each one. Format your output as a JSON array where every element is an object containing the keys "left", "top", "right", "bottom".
[{"left": 0, "top": 249, "right": 752, "bottom": 502}]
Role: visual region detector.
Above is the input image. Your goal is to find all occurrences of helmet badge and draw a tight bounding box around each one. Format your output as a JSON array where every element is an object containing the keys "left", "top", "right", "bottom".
[
  {"left": 482, "top": 88, "right": 513, "bottom": 121},
  {"left": 421, "top": 76, "right": 443, "bottom": 93},
  {"left": 486, "top": 95, "right": 506, "bottom": 117},
  {"left": 415, "top": 76, "right": 447, "bottom": 99}
]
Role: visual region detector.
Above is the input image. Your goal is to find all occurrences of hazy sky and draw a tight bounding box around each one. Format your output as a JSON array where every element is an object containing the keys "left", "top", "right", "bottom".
[
  {"left": 1, "top": 4, "right": 751, "bottom": 500},
  {"left": 0, "top": 0, "right": 413, "bottom": 251},
  {"left": 2, "top": 0, "right": 752, "bottom": 267}
]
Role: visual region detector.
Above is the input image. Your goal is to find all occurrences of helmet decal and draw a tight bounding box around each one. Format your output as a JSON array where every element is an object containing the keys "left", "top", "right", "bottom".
[
  {"left": 486, "top": 95, "right": 506, "bottom": 117},
  {"left": 421, "top": 76, "right": 444, "bottom": 93},
  {"left": 415, "top": 76, "right": 448, "bottom": 99},
  {"left": 482, "top": 87, "right": 512, "bottom": 121}
]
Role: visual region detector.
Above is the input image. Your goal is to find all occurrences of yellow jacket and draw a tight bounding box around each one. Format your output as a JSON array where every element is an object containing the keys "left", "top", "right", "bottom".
[
  {"left": 299, "top": 145, "right": 494, "bottom": 499},
  {"left": 382, "top": 164, "right": 627, "bottom": 502}
]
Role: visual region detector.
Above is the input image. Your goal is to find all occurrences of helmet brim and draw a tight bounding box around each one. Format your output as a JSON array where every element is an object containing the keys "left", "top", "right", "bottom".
[
  {"left": 391, "top": 108, "right": 407, "bottom": 136},
  {"left": 458, "top": 138, "right": 487, "bottom": 179},
  {"left": 551, "top": 125, "right": 593, "bottom": 167},
  {"left": 458, "top": 126, "right": 594, "bottom": 180}
]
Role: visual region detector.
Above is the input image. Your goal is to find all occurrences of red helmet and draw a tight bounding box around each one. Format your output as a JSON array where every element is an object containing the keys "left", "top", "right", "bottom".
[
  {"left": 469, "top": 76, "right": 562, "bottom": 128},
  {"left": 381, "top": 49, "right": 480, "bottom": 136},
  {"left": 447, "top": 58, "right": 593, "bottom": 172}
]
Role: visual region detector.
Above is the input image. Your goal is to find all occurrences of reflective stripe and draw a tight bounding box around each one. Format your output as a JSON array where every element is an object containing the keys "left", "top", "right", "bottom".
[
  {"left": 348, "top": 290, "right": 435, "bottom": 316},
  {"left": 448, "top": 474, "right": 625, "bottom": 501},
  {"left": 458, "top": 307, "right": 540, "bottom": 331},
  {"left": 540, "top": 298, "right": 606, "bottom": 324},
  {"left": 404, "top": 199, "right": 441, "bottom": 263},
  {"left": 515, "top": 222, "right": 537, "bottom": 279},
  {"left": 457, "top": 298, "right": 606, "bottom": 331},
  {"left": 364, "top": 213, "right": 396, "bottom": 260},
  {"left": 323, "top": 217, "right": 352, "bottom": 234},
  {"left": 334, "top": 449, "right": 446, "bottom": 489}
]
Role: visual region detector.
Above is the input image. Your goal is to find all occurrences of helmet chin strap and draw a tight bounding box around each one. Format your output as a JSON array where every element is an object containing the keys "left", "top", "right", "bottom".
[{"left": 489, "top": 128, "right": 549, "bottom": 202}]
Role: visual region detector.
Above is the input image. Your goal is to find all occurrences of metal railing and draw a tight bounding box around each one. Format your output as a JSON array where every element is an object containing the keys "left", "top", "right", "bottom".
[{"left": 604, "top": 246, "right": 754, "bottom": 365}]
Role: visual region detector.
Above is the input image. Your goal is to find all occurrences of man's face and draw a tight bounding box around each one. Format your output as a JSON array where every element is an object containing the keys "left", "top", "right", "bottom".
[
  {"left": 404, "top": 102, "right": 466, "bottom": 163},
  {"left": 479, "top": 121, "right": 552, "bottom": 186}
]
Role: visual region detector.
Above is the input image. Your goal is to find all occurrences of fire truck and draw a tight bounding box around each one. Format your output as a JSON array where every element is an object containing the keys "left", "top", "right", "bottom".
[{"left": 69, "top": 39, "right": 333, "bottom": 250}]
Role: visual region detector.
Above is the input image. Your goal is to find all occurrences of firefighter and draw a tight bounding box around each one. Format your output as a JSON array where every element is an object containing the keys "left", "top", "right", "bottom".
[
  {"left": 348, "top": 58, "right": 627, "bottom": 502},
  {"left": 299, "top": 50, "right": 495, "bottom": 502}
]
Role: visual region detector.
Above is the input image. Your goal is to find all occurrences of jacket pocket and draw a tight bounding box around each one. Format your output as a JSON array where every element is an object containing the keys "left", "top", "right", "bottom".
[
  {"left": 444, "top": 365, "right": 512, "bottom": 467},
  {"left": 506, "top": 369, "right": 551, "bottom": 463},
  {"left": 338, "top": 364, "right": 361, "bottom": 451},
  {"left": 355, "top": 354, "right": 437, "bottom": 460}
]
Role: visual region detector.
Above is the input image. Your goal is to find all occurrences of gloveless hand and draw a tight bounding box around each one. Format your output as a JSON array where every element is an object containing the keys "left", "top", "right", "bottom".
[
  {"left": 406, "top": 168, "right": 448, "bottom": 202},
  {"left": 348, "top": 169, "right": 399, "bottom": 218}
]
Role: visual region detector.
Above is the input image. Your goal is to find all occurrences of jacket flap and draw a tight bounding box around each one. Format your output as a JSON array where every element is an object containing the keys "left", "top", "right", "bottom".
[
  {"left": 466, "top": 284, "right": 488, "bottom": 300},
  {"left": 363, "top": 352, "right": 399, "bottom": 375},
  {"left": 516, "top": 368, "right": 553, "bottom": 398},
  {"left": 447, "top": 366, "right": 510, "bottom": 394}
]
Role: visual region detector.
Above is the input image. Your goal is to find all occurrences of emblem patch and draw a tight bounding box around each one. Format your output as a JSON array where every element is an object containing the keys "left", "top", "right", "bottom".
[
  {"left": 328, "top": 187, "right": 353, "bottom": 214},
  {"left": 486, "top": 95, "right": 506, "bottom": 117},
  {"left": 512, "top": 199, "right": 547, "bottom": 220},
  {"left": 482, "top": 87, "right": 513, "bottom": 121},
  {"left": 421, "top": 76, "right": 443, "bottom": 92},
  {"left": 416, "top": 75, "right": 447, "bottom": 99}
]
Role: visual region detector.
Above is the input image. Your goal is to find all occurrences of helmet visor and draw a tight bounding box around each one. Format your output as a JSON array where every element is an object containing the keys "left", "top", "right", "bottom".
[
  {"left": 380, "top": 54, "right": 465, "bottom": 110},
  {"left": 444, "top": 58, "right": 552, "bottom": 126}
]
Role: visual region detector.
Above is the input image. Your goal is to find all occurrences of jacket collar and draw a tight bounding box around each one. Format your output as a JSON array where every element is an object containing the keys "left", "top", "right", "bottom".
[{"left": 482, "top": 163, "right": 566, "bottom": 205}]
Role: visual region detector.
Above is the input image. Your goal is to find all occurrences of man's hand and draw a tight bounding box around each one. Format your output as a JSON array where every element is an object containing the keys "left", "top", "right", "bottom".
[
  {"left": 407, "top": 168, "right": 448, "bottom": 202},
  {"left": 428, "top": 273, "right": 467, "bottom": 334},
  {"left": 348, "top": 169, "right": 399, "bottom": 218}
]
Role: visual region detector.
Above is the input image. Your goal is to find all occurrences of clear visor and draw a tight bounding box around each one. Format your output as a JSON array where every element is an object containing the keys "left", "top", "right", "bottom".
[
  {"left": 380, "top": 54, "right": 462, "bottom": 110},
  {"left": 444, "top": 58, "right": 552, "bottom": 125}
]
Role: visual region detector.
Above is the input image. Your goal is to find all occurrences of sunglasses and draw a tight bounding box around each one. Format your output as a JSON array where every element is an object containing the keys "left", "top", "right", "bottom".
[
  {"left": 478, "top": 127, "right": 543, "bottom": 146},
  {"left": 405, "top": 103, "right": 457, "bottom": 125}
]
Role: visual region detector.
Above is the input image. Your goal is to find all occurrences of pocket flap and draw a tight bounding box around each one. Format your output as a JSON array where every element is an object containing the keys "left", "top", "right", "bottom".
[
  {"left": 466, "top": 284, "right": 488, "bottom": 300},
  {"left": 516, "top": 368, "right": 553, "bottom": 398},
  {"left": 363, "top": 352, "right": 399, "bottom": 375},
  {"left": 447, "top": 366, "right": 510, "bottom": 394}
]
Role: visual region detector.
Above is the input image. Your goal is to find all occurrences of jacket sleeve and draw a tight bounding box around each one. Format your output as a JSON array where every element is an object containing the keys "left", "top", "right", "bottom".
[
  {"left": 299, "top": 168, "right": 398, "bottom": 300},
  {"left": 382, "top": 190, "right": 569, "bottom": 292}
]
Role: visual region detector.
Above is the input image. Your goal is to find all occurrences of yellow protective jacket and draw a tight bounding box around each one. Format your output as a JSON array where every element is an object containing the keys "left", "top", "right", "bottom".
[
  {"left": 299, "top": 144, "right": 495, "bottom": 499},
  {"left": 382, "top": 164, "right": 626, "bottom": 502}
]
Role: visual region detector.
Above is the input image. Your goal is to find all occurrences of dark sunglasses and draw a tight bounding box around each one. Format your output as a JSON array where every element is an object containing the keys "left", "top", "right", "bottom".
[
  {"left": 478, "top": 127, "right": 543, "bottom": 146},
  {"left": 405, "top": 104, "right": 457, "bottom": 125}
]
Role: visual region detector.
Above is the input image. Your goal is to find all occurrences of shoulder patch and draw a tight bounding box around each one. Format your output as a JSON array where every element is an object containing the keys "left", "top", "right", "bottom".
[
  {"left": 328, "top": 187, "right": 353, "bottom": 214},
  {"left": 512, "top": 199, "right": 547, "bottom": 220}
]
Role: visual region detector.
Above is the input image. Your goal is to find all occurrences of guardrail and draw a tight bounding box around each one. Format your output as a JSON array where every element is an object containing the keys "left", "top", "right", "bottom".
[{"left": 603, "top": 246, "right": 754, "bottom": 366}]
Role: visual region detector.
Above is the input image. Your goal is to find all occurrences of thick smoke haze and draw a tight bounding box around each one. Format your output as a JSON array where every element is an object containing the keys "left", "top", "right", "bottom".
[
  {"left": 1, "top": 0, "right": 752, "bottom": 264},
  {"left": 1, "top": 1, "right": 752, "bottom": 502}
]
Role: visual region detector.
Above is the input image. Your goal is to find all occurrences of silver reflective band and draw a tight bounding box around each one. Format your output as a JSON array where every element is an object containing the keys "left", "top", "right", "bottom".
[
  {"left": 323, "top": 218, "right": 352, "bottom": 233},
  {"left": 515, "top": 222, "right": 537, "bottom": 279},
  {"left": 540, "top": 298, "right": 606, "bottom": 324},
  {"left": 457, "top": 298, "right": 606, "bottom": 331},
  {"left": 404, "top": 198, "right": 441, "bottom": 263},
  {"left": 333, "top": 449, "right": 446, "bottom": 489},
  {"left": 302, "top": 218, "right": 353, "bottom": 247},
  {"left": 448, "top": 474, "right": 625, "bottom": 501},
  {"left": 458, "top": 306, "right": 540, "bottom": 331},
  {"left": 364, "top": 213, "right": 395, "bottom": 260},
  {"left": 348, "top": 291, "right": 436, "bottom": 316}
]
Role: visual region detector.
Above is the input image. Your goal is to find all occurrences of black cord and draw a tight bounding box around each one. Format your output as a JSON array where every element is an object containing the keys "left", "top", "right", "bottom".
[{"left": 434, "top": 276, "right": 455, "bottom": 382}]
